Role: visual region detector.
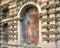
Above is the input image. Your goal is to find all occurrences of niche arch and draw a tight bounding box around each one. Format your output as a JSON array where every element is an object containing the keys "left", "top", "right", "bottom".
[{"left": 17, "top": 1, "right": 41, "bottom": 45}]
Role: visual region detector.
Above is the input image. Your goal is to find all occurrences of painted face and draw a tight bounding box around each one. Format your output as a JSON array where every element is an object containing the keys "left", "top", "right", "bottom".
[{"left": 28, "top": 8, "right": 38, "bottom": 24}]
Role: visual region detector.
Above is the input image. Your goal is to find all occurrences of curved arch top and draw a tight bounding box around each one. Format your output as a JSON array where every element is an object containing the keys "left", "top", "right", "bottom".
[
  {"left": 17, "top": 1, "right": 41, "bottom": 44},
  {"left": 17, "top": 1, "right": 41, "bottom": 18}
]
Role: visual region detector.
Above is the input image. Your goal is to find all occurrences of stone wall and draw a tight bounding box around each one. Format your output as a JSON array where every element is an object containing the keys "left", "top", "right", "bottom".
[{"left": 0, "top": 0, "right": 60, "bottom": 48}]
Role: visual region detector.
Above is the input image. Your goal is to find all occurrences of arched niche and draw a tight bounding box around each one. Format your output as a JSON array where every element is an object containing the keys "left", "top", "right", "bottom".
[{"left": 17, "top": 2, "right": 41, "bottom": 45}]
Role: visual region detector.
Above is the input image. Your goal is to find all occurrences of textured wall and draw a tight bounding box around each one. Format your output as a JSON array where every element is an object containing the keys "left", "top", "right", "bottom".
[{"left": 0, "top": 0, "right": 60, "bottom": 48}]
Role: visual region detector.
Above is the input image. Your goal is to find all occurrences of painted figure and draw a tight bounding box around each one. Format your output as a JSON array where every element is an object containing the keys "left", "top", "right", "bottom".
[{"left": 27, "top": 7, "right": 39, "bottom": 44}]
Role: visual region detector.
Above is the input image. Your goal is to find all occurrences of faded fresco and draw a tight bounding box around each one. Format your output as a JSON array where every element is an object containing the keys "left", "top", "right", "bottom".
[{"left": 27, "top": 7, "right": 39, "bottom": 44}]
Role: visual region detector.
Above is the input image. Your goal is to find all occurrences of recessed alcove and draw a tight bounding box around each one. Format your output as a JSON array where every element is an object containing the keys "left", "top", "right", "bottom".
[{"left": 20, "top": 4, "right": 39, "bottom": 45}]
